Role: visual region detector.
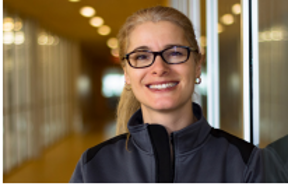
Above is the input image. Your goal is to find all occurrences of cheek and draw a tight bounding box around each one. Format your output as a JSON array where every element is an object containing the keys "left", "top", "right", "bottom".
[
  {"left": 182, "top": 64, "right": 196, "bottom": 90},
  {"left": 183, "top": 62, "right": 196, "bottom": 79},
  {"left": 128, "top": 71, "right": 145, "bottom": 88}
]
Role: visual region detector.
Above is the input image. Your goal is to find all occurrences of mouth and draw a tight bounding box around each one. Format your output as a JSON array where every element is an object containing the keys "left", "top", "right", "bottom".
[{"left": 146, "top": 81, "right": 179, "bottom": 90}]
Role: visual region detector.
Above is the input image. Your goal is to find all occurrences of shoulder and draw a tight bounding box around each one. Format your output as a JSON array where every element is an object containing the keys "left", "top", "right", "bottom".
[
  {"left": 83, "top": 133, "right": 128, "bottom": 164},
  {"left": 262, "top": 135, "right": 288, "bottom": 182},
  {"left": 70, "top": 133, "right": 129, "bottom": 182},
  {"left": 209, "top": 128, "right": 256, "bottom": 164},
  {"left": 208, "top": 128, "right": 263, "bottom": 182}
]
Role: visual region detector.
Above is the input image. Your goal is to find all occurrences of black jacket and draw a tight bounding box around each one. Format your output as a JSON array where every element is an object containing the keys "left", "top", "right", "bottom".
[{"left": 70, "top": 103, "right": 263, "bottom": 183}]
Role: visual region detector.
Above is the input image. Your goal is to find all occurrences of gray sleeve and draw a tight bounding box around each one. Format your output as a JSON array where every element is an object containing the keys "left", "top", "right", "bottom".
[{"left": 69, "top": 152, "right": 86, "bottom": 183}]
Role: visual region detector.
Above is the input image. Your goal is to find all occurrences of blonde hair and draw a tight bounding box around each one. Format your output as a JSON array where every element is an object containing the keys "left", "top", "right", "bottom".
[{"left": 116, "top": 6, "right": 201, "bottom": 135}]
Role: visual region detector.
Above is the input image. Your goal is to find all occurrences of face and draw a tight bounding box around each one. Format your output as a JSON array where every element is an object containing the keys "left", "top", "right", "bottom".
[{"left": 124, "top": 21, "right": 201, "bottom": 113}]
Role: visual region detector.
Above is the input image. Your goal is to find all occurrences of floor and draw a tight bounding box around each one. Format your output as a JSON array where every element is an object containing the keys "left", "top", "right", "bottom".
[{"left": 3, "top": 129, "right": 106, "bottom": 183}]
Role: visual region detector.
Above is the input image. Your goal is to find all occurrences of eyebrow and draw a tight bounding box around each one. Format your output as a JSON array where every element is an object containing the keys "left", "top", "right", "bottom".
[
  {"left": 131, "top": 44, "right": 185, "bottom": 52},
  {"left": 132, "top": 46, "right": 150, "bottom": 51}
]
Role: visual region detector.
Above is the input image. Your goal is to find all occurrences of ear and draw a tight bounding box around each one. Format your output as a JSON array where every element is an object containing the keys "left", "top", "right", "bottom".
[
  {"left": 123, "top": 67, "right": 131, "bottom": 85},
  {"left": 195, "top": 54, "right": 204, "bottom": 78}
]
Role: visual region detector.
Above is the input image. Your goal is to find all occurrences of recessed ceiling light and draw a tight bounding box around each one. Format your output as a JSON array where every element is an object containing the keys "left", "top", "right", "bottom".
[
  {"left": 14, "top": 18, "right": 23, "bottom": 31},
  {"left": 221, "top": 14, "right": 234, "bottom": 25},
  {"left": 80, "top": 6, "right": 95, "bottom": 17},
  {"left": 14, "top": 31, "right": 25, "bottom": 45},
  {"left": 261, "top": 31, "right": 271, "bottom": 41},
  {"left": 89, "top": 16, "right": 104, "bottom": 27},
  {"left": 232, "top": 3, "right": 241, "bottom": 15},
  {"left": 38, "top": 33, "right": 48, "bottom": 45},
  {"left": 107, "top": 38, "right": 118, "bottom": 49},
  {"left": 3, "top": 31, "right": 14, "bottom": 45},
  {"left": 98, "top": 25, "right": 111, "bottom": 36},
  {"left": 3, "top": 17, "right": 14, "bottom": 32},
  {"left": 218, "top": 23, "right": 224, "bottom": 33},
  {"left": 111, "top": 48, "right": 119, "bottom": 57},
  {"left": 69, "top": 0, "right": 80, "bottom": 2},
  {"left": 271, "top": 30, "right": 283, "bottom": 41}
]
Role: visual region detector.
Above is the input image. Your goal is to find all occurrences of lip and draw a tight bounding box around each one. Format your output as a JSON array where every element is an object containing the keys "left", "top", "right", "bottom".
[{"left": 145, "top": 81, "right": 179, "bottom": 92}]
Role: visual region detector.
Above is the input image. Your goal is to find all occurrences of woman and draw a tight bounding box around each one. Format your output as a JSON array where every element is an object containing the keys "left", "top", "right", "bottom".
[{"left": 70, "top": 6, "right": 263, "bottom": 183}]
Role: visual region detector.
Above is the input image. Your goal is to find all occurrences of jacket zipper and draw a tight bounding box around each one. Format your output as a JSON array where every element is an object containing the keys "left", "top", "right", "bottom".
[{"left": 170, "top": 133, "right": 175, "bottom": 182}]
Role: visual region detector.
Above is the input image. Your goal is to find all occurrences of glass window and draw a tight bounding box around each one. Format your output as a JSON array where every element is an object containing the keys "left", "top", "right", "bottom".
[
  {"left": 258, "top": 0, "right": 288, "bottom": 148},
  {"left": 218, "top": 0, "right": 243, "bottom": 138}
]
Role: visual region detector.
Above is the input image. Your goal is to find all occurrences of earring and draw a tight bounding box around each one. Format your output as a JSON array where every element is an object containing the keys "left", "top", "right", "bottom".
[
  {"left": 195, "top": 77, "right": 201, "bottom": 84},
  {"left": 125, "top": 81, "right": 132, "bottom": 91}
]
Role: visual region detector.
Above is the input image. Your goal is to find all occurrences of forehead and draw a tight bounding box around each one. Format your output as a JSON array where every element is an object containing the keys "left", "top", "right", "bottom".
[{"left": 127, "top": 21, "right": 188, "bottom": 51}]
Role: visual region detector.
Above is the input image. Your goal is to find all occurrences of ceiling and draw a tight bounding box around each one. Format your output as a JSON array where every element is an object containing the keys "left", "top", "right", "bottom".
[
  {"left": 3, "top": 0, "right": 168, "bottom": 60},
  {"left": 3, "top": 0, "right": 251, "bottom": 62}
]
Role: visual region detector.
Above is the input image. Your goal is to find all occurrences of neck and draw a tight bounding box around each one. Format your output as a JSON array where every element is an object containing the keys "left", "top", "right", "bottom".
[{"left": 141, "top": 102, "right": 195, "bottom": 135}]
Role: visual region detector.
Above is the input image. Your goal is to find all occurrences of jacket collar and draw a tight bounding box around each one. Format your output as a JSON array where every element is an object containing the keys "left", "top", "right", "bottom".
[{"left": 127, "top": 102, "right": 212, "bottom": 155}]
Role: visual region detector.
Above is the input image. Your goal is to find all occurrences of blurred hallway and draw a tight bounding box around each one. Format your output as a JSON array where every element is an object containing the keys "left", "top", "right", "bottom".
[
  {"left": 3, "top": 127, "right": 105, "bottom": 183},
  {"left": 2, "top": 0, "right": 168, "bottom": 182}
]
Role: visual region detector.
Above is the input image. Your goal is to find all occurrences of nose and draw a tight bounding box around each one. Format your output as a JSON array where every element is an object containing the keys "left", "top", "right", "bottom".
[{"left": 150, "top": 55, "right": 170, "bottom": 76}]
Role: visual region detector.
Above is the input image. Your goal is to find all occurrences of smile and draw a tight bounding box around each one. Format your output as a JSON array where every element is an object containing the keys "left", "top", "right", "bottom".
[{"left": 147, "top": 82, "right": 179, "bottom": 90}]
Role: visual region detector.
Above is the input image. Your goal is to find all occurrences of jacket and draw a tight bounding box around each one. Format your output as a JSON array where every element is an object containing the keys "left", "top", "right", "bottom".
[
  {"left": 262, "top": 135, "right": 288, "bottom": 182},
  {"left": 70, "top": 102, "right": 263, "bottom": 183}
]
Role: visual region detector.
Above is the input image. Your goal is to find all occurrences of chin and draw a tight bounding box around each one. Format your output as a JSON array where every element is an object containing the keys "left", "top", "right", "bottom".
[{"left": 148, "top": 101, "right": 179, "bottom": 112}]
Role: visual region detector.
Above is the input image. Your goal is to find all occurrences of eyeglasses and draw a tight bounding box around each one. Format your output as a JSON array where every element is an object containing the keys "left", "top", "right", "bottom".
[{"left": 122, "top": 45, "right": 199, "bottom": 69}]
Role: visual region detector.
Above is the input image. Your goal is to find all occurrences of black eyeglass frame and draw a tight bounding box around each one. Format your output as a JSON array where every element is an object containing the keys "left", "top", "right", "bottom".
[{"left": 122, "top": 45, "right": 199, "bottom": 69}]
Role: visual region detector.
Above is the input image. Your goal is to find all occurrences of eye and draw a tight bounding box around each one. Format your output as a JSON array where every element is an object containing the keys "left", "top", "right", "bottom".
[
  {"left": 136, "top": 54, "right": 149, "bottom": 60},
  {"left": 131, "top": 52, "right": 151, "bottom": 61},
  {"left": 169, "top": 51, "right": 184, "bottom": 56},
  {"left": 166, "top": 50, "right": 185, "bottom": 57}
]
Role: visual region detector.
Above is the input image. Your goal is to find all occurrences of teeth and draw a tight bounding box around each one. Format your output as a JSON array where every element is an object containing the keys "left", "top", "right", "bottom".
[{"left": 149, "top": 82, "right": 177, "bottom": 89}]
